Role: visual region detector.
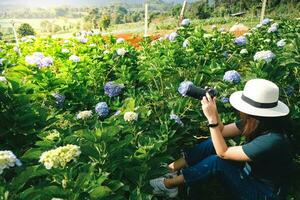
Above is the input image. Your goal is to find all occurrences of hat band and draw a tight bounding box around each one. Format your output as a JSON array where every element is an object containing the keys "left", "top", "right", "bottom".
[{"left": 241, "top": 94, "right": 278, "bottom": 108}]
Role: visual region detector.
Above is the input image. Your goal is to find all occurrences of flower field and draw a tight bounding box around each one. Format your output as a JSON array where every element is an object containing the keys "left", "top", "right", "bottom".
[{"left": 0, "top": 18, "right": 300, "bottom": 200}]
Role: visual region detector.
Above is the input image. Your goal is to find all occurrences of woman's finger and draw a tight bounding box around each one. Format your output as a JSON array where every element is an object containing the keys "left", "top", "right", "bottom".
[{"left": 206, "top": 93, "right": 212, "bottom": 102}]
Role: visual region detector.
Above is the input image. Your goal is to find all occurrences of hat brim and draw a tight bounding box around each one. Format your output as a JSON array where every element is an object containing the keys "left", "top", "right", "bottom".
[{"left": 229, "top": 91, "right": 289, "bottom": 117}]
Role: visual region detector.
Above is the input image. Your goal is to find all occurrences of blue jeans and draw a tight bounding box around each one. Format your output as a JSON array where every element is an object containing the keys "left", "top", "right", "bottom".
[{"left": 181, "top": 139, "right": 283, "bottom": 200}]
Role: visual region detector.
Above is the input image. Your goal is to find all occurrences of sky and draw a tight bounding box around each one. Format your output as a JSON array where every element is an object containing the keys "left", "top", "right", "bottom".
[{"left": 0, "top": 0, "right": 194, "bottom": 7}]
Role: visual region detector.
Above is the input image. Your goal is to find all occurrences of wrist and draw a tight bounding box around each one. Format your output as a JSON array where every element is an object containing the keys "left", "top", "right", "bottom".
[{"left": 207, "top": 117, "right": 218, "bottom": 124}]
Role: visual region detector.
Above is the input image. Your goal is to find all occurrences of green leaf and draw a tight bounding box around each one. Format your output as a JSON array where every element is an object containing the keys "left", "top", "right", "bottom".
[
  {"left": 21, "top": 148, "right": 43, "bottom": 160},
  {"left": 89, "top": 186, "right": 112, "bottom": 199}
]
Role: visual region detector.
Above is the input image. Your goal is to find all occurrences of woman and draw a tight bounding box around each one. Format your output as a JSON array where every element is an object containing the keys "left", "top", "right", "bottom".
[{"left": 150, "top": 79, "right": 293, "bottom": 200}]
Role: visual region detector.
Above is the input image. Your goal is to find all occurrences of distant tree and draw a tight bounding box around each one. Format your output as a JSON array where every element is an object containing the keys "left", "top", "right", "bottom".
[
  {"left": 85, "top": 8, "right": 101, "bottom": 29},
  {"left": 17, "top": 23, "right": 35, "bottom": 36},
  {"left": 53, "top": 25, "right": 62, "bottom": 33},
  {"left": 55, "top": 8, "right": 67, "bottom": 17},
  {"left": 100, "top": 15, "right": 111, "bottom": 30}
]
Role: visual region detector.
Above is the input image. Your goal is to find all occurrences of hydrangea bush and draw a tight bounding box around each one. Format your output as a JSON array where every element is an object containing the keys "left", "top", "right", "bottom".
[{"left": 0, "top": 18, "right": 299, "bottom": 200}]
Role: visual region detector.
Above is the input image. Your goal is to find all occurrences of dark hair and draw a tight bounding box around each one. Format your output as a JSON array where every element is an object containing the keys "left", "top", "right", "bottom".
[
  {"left": 239, "top": 112, "right": 293, "bottom": 140},
  {"left": 254, "top": 115, "right": 293, "bottom": 135}
]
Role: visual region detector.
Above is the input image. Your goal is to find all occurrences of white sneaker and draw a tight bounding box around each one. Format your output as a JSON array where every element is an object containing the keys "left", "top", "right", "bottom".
[{"left": 149, "top": 177, "right": 178, "bottom": 198}]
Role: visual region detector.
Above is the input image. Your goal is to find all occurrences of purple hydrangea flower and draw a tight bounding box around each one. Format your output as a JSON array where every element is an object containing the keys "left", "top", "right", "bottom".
[
  {"left": 221, "top": 97, "right": 229, "bottom": 103},
  {"left": 170, "top": 113, "right": 184, "bottom": 126},
  {"left": 52, "top": 93, "right": 65, "bottom": 108},
  {"left": 183, "top": 39, "right": 190, "bottom": 48},
  {"left": 235, "top": 36, "right": 247, "bottom": 46},
  {"left": 262, "top": 18, "right": 271, "bottom": 25},
  {"left": 95, "top": 102, "right": 109, "bottom": 117},
  {"left": 104, "top": 82, "right": 124, "bottom": 97},
  {"left": 223, "top": 70, "right": 241, "bottom": 84},
  {"left": 168, "top": 32, "right": 178, "bottom": 41},
  {"left": 25, "top": 52, "right": 53, "bottom": 68},
  {"left": 178, "top": 81, "right": 193, "bottom": 96},
  {"left": 181, "top": 19, "right": 190, "bottom": 27},
  {"left": 253, "top": 50, "right": 275, "bottom": 63},
  {"left": 40, "top": 57, "right": 53, "bottom": 68},
  {"left": 77, "top": 36, "right": 88, "bottom": 43}
]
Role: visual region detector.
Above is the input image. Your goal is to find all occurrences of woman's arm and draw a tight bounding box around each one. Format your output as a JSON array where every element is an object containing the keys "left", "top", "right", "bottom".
[
  {"left": 222, "top": 123, "right": 242, "bottom": 138},
  {"left": 201, "top": 94, "right": 250, "bottom": 161}
]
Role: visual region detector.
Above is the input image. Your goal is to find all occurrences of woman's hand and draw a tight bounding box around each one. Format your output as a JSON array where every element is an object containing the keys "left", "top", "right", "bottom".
[{"left": 201, "top": 93, "right": 218, "bottom": 123}]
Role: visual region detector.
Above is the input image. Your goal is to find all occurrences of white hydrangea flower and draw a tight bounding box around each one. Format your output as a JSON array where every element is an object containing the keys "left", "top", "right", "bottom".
[
  {"left": 116, "top": 38, "right": 125, "bottom": 44},
  {"left": 45, "top": 130, "right": 60, "bottom": 141},
  {"left": 124, "top": 112, "right": 138, "bottom": 122},
  {"left": 211, "top": 25, "right": 217, "bottom": 29},
  {"left": 183, "top": 39, "right": 190, "bottom": 48},
  {"left": 0, "top": 151, "right": 22, "bottom": 174},
  {"left": 0, "top": 76, "right": 7, "bottom": 82},
  {"left": 39, "top": 144, "right": 81, "bottom": 170},
  {"left": 76, "top": 110, "right": 93, "bottom": 120},
  {"left": 103, "top": 50, "right": 110, "bottom": 54},
  {"left": 240, "top": 49, "right": 248, "bottom": 54},
  {"left": 181, "top": 19, "right": 190, "bottom": 27},
  {"left": 89, "top": 43, "right": 97, "bottom": 47},
  {"left": 61, "top": 48, "right": 70, "bottom": 54},
  {"left": 117, "top": 48, "right": 127, "bottom": 56},
  {"left": 51, "top": 198, "right": 64, "bottom": 200},
  {"left": 264, "top": 39, "right": 271, "bottom": 43},
  {"left": 69, "top": 55, "right": 80, "bottom": 63},
  {"left": 277, "top": 39, "right": 286, "bottom": 48},
  {"left": 253, "top": 50, "right": 275, "bottom": 63},
  {"left": 77, "top": 36, "right": 88, "bottom": 44},
  {"left": 168, "top": 32, "right": 178, "bottom": 41}
]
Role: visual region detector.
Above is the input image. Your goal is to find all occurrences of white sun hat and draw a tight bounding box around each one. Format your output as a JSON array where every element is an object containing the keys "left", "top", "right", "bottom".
[{"left": 229, "top": 79, "right": 289, "bottom": 117}]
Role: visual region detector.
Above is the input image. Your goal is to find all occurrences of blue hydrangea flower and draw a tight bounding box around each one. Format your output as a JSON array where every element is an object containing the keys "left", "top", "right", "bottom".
[
  {"left": 253, "top": 50, "right": 275, "bottom": 63},
  {"left": 277, "top": 39, "right": 286, "bottom": 48},
  {"left": 170, "top": 113, "right": 184, "bottom": 126},
  {"left": 168, "top": 32, "right": 178, "bottom": 41},
  {"left": 235, "top": 36, "right": 247, "bottom": 46},
  {"left": 181, "top": 19, "right": 190, "bottom": 27},
  {"left": 52, "top": 93, "right": 65, "bottom": 108},
  {"left": 178, "top": 81, "right": 193, "bottom": 96},
  {"left": 183, "top": 39, "right": 190, "bottom": 48},
  {"left": 223, "top": 70, "right": 241, "bottom": 84},
  {"left": 95, "top": 102, "right": 109, "bottom": 117},
  {"left": 104, "top": 82, "right": 124, "bottom": 97},
  {"left": 221, "top": 97, "right": 229, "bottom": 103},
  {"left": 262, "top": 18, "right": 270, "bottom": 25},
  {"left": 284, "top": 85, "right": 294, "bottom": 97}
]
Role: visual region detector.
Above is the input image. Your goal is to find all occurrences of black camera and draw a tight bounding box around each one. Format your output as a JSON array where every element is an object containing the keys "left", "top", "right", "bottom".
[{"left": 178, "top": 81, "right": 218, "bottom": 100}]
